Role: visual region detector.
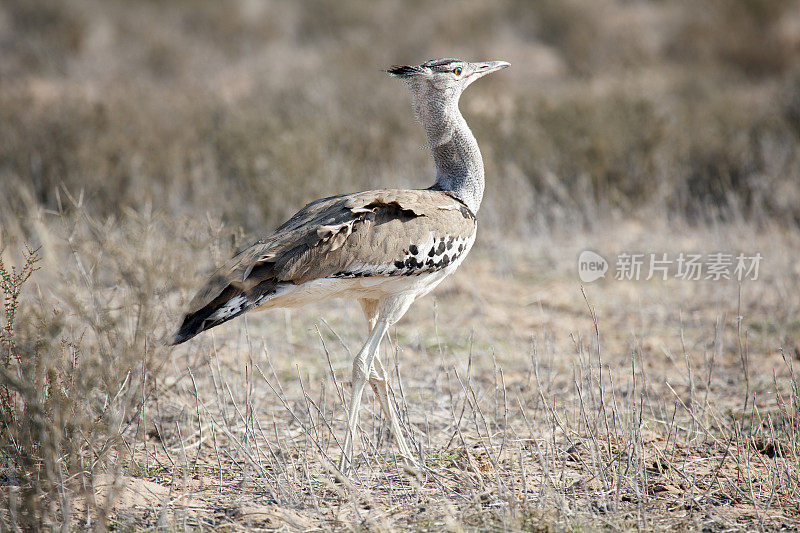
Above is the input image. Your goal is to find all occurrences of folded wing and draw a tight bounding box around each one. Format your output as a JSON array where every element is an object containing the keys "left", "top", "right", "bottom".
[{"left": 169, "top": 189, "right": 475, "bottom": 344}]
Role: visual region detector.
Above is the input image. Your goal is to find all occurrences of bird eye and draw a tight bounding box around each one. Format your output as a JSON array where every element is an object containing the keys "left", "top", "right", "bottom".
[{"left": 453, "top": 67, "right": 462, "bottom": 76}]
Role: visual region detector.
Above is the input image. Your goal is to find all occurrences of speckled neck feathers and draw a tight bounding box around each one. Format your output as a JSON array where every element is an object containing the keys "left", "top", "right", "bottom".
[{"left": 411, "top": 84, "right": 484, "bottom": 214}]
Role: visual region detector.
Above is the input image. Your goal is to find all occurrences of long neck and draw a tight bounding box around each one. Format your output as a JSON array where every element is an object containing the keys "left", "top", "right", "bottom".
[{"left": 416, "top": 95, "right": 484, "bottom": 214}]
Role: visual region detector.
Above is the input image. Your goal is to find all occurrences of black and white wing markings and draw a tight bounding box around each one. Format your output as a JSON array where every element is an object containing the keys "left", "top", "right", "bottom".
[
  {"left": 330, "top": 234, "right": 473, "bottom": 279},
  {"left": 171, "top": 189, "right": 476, "bottom": 344}
]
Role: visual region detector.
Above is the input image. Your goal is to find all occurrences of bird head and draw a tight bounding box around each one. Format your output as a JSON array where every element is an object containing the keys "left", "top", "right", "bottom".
[{"left": 388, "top": 58, "right": 509, "bottom": 99}]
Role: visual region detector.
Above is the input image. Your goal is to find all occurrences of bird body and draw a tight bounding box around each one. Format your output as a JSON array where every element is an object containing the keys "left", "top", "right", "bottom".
[
  {"left": 171, "top": 189, "right": 476, "bottom": 344},
  {"left": 170, "top": 58, "right": 509, "bottom": 471}
]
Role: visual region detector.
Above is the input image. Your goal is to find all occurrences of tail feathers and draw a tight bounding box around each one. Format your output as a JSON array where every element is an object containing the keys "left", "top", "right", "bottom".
[{"left": 169, "top": 287, "right": 257, "bottom": 346}]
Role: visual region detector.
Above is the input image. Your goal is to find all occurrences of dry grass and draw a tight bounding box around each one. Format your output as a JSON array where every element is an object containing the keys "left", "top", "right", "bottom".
[
  {"left": 2, "top": 0, "right": 800, "bottom": 233},
  {"left": 2, "top": 0, "right": 800, "bottom": 530},
  {"left": 2, "top": 210, "right": 799, "bottom": 530}
]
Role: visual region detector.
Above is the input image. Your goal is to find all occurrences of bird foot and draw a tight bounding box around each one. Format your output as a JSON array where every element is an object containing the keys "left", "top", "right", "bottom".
[{"left": 336, "top": 453, "right": 418, "bottom": 478}]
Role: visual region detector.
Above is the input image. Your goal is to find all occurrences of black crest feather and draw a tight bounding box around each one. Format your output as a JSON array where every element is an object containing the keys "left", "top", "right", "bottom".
[{"left": 387, "top": 65, "right": 421, "bottom": 77}]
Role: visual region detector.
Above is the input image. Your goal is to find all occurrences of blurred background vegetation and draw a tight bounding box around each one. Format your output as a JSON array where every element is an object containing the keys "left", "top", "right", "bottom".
[
  {"left": 2, "top": 0, "right": 800, "bottom": 238},
  {"left": 2, "top": 1, "right": 800, "bottom": 527}
]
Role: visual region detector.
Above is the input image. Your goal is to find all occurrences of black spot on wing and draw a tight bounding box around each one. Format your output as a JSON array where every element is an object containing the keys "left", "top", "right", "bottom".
[
  {"left": 386, "top": 236, "right": 471, "bottom": 276},
  {"left": 459, "top": 204, "right": 475, "bottom": 220},
  {"left": 332, "top": 270, "right": 368, "bottom": 278}
]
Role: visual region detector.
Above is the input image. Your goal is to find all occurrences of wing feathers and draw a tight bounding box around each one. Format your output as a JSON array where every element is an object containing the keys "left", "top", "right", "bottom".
[{"left": 170, "top": 189, "right": 475, "bottom": 344}]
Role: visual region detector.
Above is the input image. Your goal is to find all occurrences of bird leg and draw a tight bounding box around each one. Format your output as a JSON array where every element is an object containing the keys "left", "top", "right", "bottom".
[
  {"left": 358, "top": 298, "right": 416, "bottom": 466},
  {"left": 369, "top": 355, "right": 416, "bottom": 466},
  {"left": 339, "top": 318, "right": 389, "bottom": 472},
  {"left": 357, "top": 297, "right": 417, "bottom": 468}
]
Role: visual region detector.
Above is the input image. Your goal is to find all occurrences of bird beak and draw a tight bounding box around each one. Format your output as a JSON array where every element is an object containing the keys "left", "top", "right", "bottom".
[{"left": 473, "top": 60, "right": 510, "bottom": 78}]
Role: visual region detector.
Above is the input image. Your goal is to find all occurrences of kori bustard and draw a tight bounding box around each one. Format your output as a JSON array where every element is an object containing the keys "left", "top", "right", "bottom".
[{"left": 170, "top": 58, "right": 509, "bottom": 471}]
